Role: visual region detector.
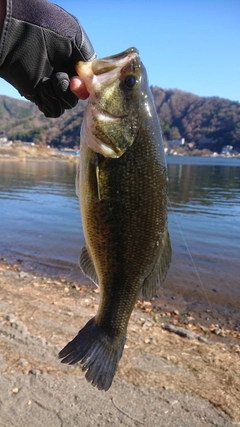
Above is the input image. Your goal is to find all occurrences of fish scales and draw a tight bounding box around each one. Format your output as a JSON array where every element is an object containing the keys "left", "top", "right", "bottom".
[
  {"left": 81, "top": 133, "right": 167, "bottom": 332},
  {"left": 59, "top": 47, "right": 171, "bottom": 390}
]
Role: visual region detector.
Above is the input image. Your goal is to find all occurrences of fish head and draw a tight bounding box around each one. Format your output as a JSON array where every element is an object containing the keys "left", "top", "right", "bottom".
[{"left": 76, "top": 48, "right": 149, "bottom": 158}]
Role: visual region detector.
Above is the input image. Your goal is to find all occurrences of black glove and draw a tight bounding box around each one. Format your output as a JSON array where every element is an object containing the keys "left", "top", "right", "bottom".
[{"left": 0, "top": 0, "right": 95, "bottom": 117}]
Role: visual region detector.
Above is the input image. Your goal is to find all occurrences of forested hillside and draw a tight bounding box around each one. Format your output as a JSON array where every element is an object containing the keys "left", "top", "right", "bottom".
[
  {"left": 152, "top": 87, "right": 240, "bottom": 152},
  {"left": 0, "top": 95, "right": 85, "bottom": 148},
  {"left": 0, "top": 88, "right": 239, "bottom": 153}
]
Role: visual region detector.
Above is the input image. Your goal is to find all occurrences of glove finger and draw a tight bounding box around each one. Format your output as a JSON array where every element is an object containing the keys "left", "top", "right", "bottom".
[
  {"left": 36, "top": 77, "right": 64, "bottom": 117},
  {"left": 35, "top": 73, "right": 79, "bottom": 118},
  {"left": 52, "top": 72, "right": 78, "bottom": 110}
]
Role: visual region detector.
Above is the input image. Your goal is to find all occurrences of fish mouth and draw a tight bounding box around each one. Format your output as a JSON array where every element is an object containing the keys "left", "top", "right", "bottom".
[
  {"left": 76, "top": 48, "right": 140, "bottom": 93},
  {"left": 92, "top": 47, "right": 139, "bottom": 76},
  {"left": 92, "top": 105, "right": 127, "bottom": 121},
  {"left": 96, "top": 141, "right": 122, "bottom": 158},
  {"left": 99, "top": 47, "right": 139, "bottom": 61},
  {"left": 82, "top": 105, "right": 126, "bottom": 158},
  {"left": 90, "top": 106, "right": 128, "bottom": 158}
]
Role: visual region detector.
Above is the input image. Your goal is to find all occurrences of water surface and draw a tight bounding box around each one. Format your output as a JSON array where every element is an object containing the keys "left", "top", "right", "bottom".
[
  {"left": 0, "top": 157, "right": 239, "bottom": 323},
  {"left": 164, "top": 156, "right": 240, "bottom": 323}
]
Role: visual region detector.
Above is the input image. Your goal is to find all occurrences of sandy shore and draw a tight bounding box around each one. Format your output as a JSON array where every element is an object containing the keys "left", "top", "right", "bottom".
[
  {"left": 0, "top": 146, "right": 77, "bottom": 162},
  {"left": 0, "top": 263, "right": 239, "bottom": 426}
]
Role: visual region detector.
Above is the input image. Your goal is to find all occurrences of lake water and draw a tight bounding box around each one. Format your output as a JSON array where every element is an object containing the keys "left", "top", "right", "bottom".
[{"left": 0, "top": 156, "right": 240, "bottom": 324}]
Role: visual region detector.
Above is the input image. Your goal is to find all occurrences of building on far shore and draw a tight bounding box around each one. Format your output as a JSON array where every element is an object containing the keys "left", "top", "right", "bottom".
[
  {"left": 221, "top": 145, "right": 234, "bottom": 157},
  {"left": 165, "top": 138, "right": 185, "bottom": 154},
  {"left": 167, "top": 138, "right": 185, "bottom": 148},
  {"left": 0, "top": 131, "right": 12, "bottom": 146}
]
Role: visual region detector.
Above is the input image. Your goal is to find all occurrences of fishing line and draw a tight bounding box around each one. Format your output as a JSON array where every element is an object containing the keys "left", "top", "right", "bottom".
[{"left": 168, "top": 199, "right": 213, "bottom": 312}]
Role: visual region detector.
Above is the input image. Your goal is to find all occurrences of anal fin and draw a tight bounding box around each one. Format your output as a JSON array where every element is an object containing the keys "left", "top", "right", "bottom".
[
  {"left": 79, "top": 245, "right": 99, "bottom": 286},
  {"left": 142, "top": 227, "right": 172, "bottom": 301}
]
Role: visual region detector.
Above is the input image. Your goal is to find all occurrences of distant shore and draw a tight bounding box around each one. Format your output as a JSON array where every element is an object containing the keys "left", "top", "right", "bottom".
[
  {"left": 1, "top": 145, "right": 240, "bottom": 161},
  {"left": 0, "top": 146, "right": 79, "bottom": 162}
]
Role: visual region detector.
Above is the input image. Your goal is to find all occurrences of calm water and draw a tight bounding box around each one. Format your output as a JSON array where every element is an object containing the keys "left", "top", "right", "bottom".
[{"left": 0, "top": 157, "right": 240, "bottom": 321}]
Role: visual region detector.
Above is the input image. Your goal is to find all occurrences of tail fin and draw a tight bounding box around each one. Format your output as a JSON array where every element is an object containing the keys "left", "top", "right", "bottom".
[{"left": 59, "top": 317, "right": 126, "bottom": 391}]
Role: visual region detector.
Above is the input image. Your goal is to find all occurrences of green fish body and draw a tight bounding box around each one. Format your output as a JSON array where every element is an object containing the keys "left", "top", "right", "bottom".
[{"left": 59, "top": 48, "right": 171, "bottom": 391}]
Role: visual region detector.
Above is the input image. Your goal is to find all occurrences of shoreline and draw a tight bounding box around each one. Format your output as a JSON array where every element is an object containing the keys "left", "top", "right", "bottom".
[
  {"left": 0, "top": 151, "right": 78, "bottom": 162},
  {"left": 1, "top": 257, "right": 239, "bottom": 347},
  {"left": 0, "top": 261, "right": 239, "bottom": 425},
  {"left": 1, "top": 145, "right": 240, "bottom": 161}
]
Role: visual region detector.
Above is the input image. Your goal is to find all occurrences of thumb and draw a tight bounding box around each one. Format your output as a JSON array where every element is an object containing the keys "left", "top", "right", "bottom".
[{"left": 70, "top": 77, "right": 89, "bottom": 100}]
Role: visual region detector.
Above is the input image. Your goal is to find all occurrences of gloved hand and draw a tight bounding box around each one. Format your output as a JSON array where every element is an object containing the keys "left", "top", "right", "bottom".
[{"left": 0, "top": 0, "right": 95, "bottom": 117}]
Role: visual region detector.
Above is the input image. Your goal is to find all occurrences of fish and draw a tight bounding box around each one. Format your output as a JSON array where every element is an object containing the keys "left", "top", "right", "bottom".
[{"left": 59, "top": 47, "right": 171, "bottom": 391}]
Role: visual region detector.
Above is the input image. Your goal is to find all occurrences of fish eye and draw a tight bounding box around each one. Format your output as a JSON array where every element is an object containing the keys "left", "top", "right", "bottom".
[{"left": 124, "top": 75, "right": 136, "bottom": 88}]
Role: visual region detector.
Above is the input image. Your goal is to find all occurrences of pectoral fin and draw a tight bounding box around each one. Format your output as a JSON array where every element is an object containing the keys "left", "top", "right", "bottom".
[
  {"left": 142, "top": 228, "right": 171, "bottom": 301},
  {"left": 75, "top": 163, "right": 80, "bottom": 198},
  {"left": 96, "top": 162, "right": 101, "bottom": 201},
  {"left": 79, "top": 245, "right": 99, "bottom": 286},
  {"left": 88, "top": 154, "right": 102, "bottom": 201}
]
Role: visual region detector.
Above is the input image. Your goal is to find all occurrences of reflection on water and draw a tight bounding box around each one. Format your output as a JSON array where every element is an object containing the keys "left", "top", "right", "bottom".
[
  {"left": 0, "top": 157, "right": 240, "bottom": 321},
  {"left": 0, "top": 161, "right": 84, "bottom": 280},
  {"left": 164, "top": 156, "right": 240, "bottom": 321},
  {"left": 168, "top": 157, "right": 240, "bottom": 216}
]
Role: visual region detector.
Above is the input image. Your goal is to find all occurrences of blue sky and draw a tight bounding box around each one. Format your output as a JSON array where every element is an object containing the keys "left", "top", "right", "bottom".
[{"left": 0, "top": 0, "right": 239, "bottom": 102}]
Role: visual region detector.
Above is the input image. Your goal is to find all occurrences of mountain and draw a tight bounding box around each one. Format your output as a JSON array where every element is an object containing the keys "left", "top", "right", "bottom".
[
  {"left": 0, "top": 95, "right": 85, "bottom": 148},
  {"left": 152, "top": 87, "right": 240, "bottom": 152},
  {"left": 0, "top": 88, "right": 240, "bottom": 152}
]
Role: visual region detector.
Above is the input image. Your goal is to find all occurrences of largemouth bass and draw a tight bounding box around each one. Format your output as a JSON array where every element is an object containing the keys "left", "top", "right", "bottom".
[{"left": 59, "top": 47, "right": 171, "bottom": 390}]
